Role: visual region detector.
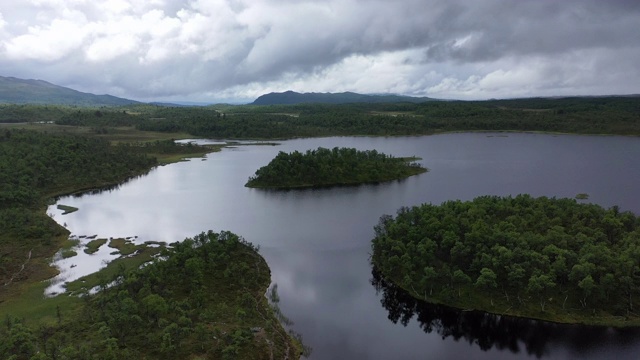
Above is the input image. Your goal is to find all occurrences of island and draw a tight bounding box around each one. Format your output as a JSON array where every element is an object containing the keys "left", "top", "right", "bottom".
[
  {"left": 245, "top": 147, "right": 427, "bottom": 189},
  {"left": 371, "top": 194, "right": 640, "bottom": 326}
]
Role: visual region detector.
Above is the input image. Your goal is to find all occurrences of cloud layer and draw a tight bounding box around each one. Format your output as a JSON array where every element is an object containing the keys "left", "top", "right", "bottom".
[{"left": 1, "top": 0, "right": 639, "bottom": 102}]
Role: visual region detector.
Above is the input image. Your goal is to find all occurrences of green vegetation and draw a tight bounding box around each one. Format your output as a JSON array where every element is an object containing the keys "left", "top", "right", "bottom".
[
  {"left": 0, "top": 129, "right": 214, "bottom": 305},
  {"left": 148, "top": 96, "right": 640, "bottom": 138},
  {"left": 0, "top": 126, "right": 300, "bottom": 358},
  {"left": 84, "top": 238, "right": 108, "bottom": 254},
  {"left": 0, "top": 129, "right": 156, "bottom": 304},
  {"left": 56, "top": 204, "right": 78, "bottom": 215},
  {"left": 246, "top": 147, "right": 427, "bottom": 189},
  {"left": 0, "top": 104, "right": 72, "bottom": 123},
  {"left": 371, "top": 195, "right": 640, "bottom": 326},
  {"left": 576, "top": 193, "right": 590, "bottom": 200},
  {"left": 0, "top": 231, "right": 301, "bottom": 359},
  {"left": 108, "top": 238, "right": 140, "bottom": 256},
  {"left": 3, "top": 96, "right": 639, "bottom": 139},
  {"left": 61, "top": 250, "right": 77, "bottom": 259}
]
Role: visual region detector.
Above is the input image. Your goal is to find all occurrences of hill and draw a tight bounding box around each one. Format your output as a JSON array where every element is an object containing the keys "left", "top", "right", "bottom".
[
  {"left": 0, "top": 76, "right": 139, "bottom": 106},
  {"left": 252, "top": 90, "right": 435, "bottom": 105}
]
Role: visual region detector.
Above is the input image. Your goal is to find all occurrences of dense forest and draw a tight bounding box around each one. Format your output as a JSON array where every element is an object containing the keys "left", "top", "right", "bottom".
[
  {"left": 0, "top": 231, "right": 301, "bottom": 359},
  {"left": 245, "top": 147, "right": 426, "bottom": 188},
  {"left": 3, "top": 96, "right": 637, "bottom": 139},
  {"left": 371, "top": 195, "right": 640, "bottom": 325}
]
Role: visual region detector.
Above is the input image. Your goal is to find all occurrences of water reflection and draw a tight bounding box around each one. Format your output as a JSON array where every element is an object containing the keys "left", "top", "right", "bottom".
[{"left": 370, "top": 267, "right": 640, "bottom": 358}]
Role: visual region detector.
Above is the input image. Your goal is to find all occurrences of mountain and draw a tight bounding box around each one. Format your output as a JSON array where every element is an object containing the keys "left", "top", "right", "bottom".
[
  {"left": 0, "top": 76, "right": 139, "bottom": 106},
  {"left": 252, "top": 91, "right": 436, "bottom": 105}
]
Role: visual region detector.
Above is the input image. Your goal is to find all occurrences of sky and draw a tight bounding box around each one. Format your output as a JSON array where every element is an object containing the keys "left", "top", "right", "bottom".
[{"left": 1, "top": 0, "right": 639, "bottom": 103}]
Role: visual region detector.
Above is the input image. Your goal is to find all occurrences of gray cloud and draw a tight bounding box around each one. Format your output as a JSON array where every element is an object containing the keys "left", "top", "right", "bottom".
[{"left": 0, "top": 0, "right": 638, "bottom": 101}]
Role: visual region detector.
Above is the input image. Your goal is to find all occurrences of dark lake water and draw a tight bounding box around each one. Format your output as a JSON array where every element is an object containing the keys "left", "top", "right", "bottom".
[{"left": 49, "top": 133, "right": 640, "bottom": 359}]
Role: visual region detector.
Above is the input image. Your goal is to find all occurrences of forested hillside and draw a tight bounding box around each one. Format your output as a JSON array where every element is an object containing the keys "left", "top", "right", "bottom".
[
  {"left": 371, "top": 195, "right": 640, "bottom": 325},
  {"left": 245, "top": 147, "right": 426, "bottom": 188}
]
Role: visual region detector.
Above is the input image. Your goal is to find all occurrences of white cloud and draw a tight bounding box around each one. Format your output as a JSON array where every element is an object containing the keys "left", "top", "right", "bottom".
[
  {"left": 85, "top": 33, "right": 138, "bottom": 62},
  {"left": 98, "top": 0, "right": 131, "bottom": 15},
  {"left": 4, "top": 19, "right": 87, "bottom": 61}
]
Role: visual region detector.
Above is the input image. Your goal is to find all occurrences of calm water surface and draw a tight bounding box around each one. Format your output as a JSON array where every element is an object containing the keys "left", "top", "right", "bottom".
[{"left": 49, "top": 133, "right": 640, "bottom": 359}]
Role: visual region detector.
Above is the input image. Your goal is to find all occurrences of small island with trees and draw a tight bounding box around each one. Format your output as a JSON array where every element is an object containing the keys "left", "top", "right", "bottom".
[
  {"left": 371, "top": 195, "right": 640, "bottom": 326},
  {"left": 245, "top": 147, "right": 427, "bottom": 189}
]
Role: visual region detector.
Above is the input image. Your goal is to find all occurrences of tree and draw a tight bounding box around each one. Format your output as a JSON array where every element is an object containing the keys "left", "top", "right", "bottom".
[
  {"left": 578, "top": 275, "right": 596, "bottom": 308},
  {"left": 527, "top": 274, "right": 556, "bottom": 312},
  {"left": 475, "top": 268, "right": 497, "bottom": 305},
  {"left": 142, "top": 294, "right": 169, "bottom": 326},
  {"left": 420, "top": 266, "right": 438, "bottom": 297},
  {"left": 453, "top": 269, "right": 472, "bottom": 298}
]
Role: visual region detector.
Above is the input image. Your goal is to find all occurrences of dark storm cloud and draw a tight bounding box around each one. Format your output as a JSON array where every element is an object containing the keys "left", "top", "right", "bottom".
[
  {"left": 420, "top": 0, "right": 640, "bottom": 63},
  {"left": 0, "top": 0, "right": 638, "bottom": 101}
]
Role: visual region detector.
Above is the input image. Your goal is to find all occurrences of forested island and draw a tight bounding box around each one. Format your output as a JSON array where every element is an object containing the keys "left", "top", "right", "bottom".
[
  {"left": 371, "top": 195, "right": 640, "bottom": 326},
  {"left": 245, "top": 147, "right": 427, "bottom": 189}
]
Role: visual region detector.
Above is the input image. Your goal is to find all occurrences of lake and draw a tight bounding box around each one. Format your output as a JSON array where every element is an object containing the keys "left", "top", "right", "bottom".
[{"left": 48, "top": 133, "right": 640, "bottom": 359}]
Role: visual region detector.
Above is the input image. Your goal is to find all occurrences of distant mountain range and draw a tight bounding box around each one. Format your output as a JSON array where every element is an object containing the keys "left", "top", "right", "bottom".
[
  {"left": 0, "top": 76, "right": 139, "bottom": 106},
  {"left": 252, "top": 91, "right": 437, "bottom": 105}
]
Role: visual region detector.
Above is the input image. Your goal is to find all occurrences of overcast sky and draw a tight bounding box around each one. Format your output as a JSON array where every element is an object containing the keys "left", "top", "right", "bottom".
[{"left": 1, "top": 0, "right": 639, "bottom": 103}]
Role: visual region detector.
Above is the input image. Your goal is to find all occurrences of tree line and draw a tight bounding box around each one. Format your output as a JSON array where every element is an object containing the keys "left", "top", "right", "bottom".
[
  {"left": 245, "top": 147, "right": 426, "bottom": 188},
  {"left": 371, "top": 195, "right": 640, "bottom": 325},
  {"left": 3, "top": 96, "right": 635, "bottom": 138}
]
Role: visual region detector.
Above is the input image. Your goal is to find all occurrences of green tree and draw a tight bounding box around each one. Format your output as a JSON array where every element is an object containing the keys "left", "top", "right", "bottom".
[
  {"left": 527, "top": 274, "right": 556, "bottom": 312},
  {"left": 452, "top": 269, "right": 472, "bottom": 298}
]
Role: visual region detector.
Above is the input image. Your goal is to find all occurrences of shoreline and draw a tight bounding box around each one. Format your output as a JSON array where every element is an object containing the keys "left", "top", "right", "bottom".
[{"left": 371, "top": 262, "right": 640, "bottom": 328}]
